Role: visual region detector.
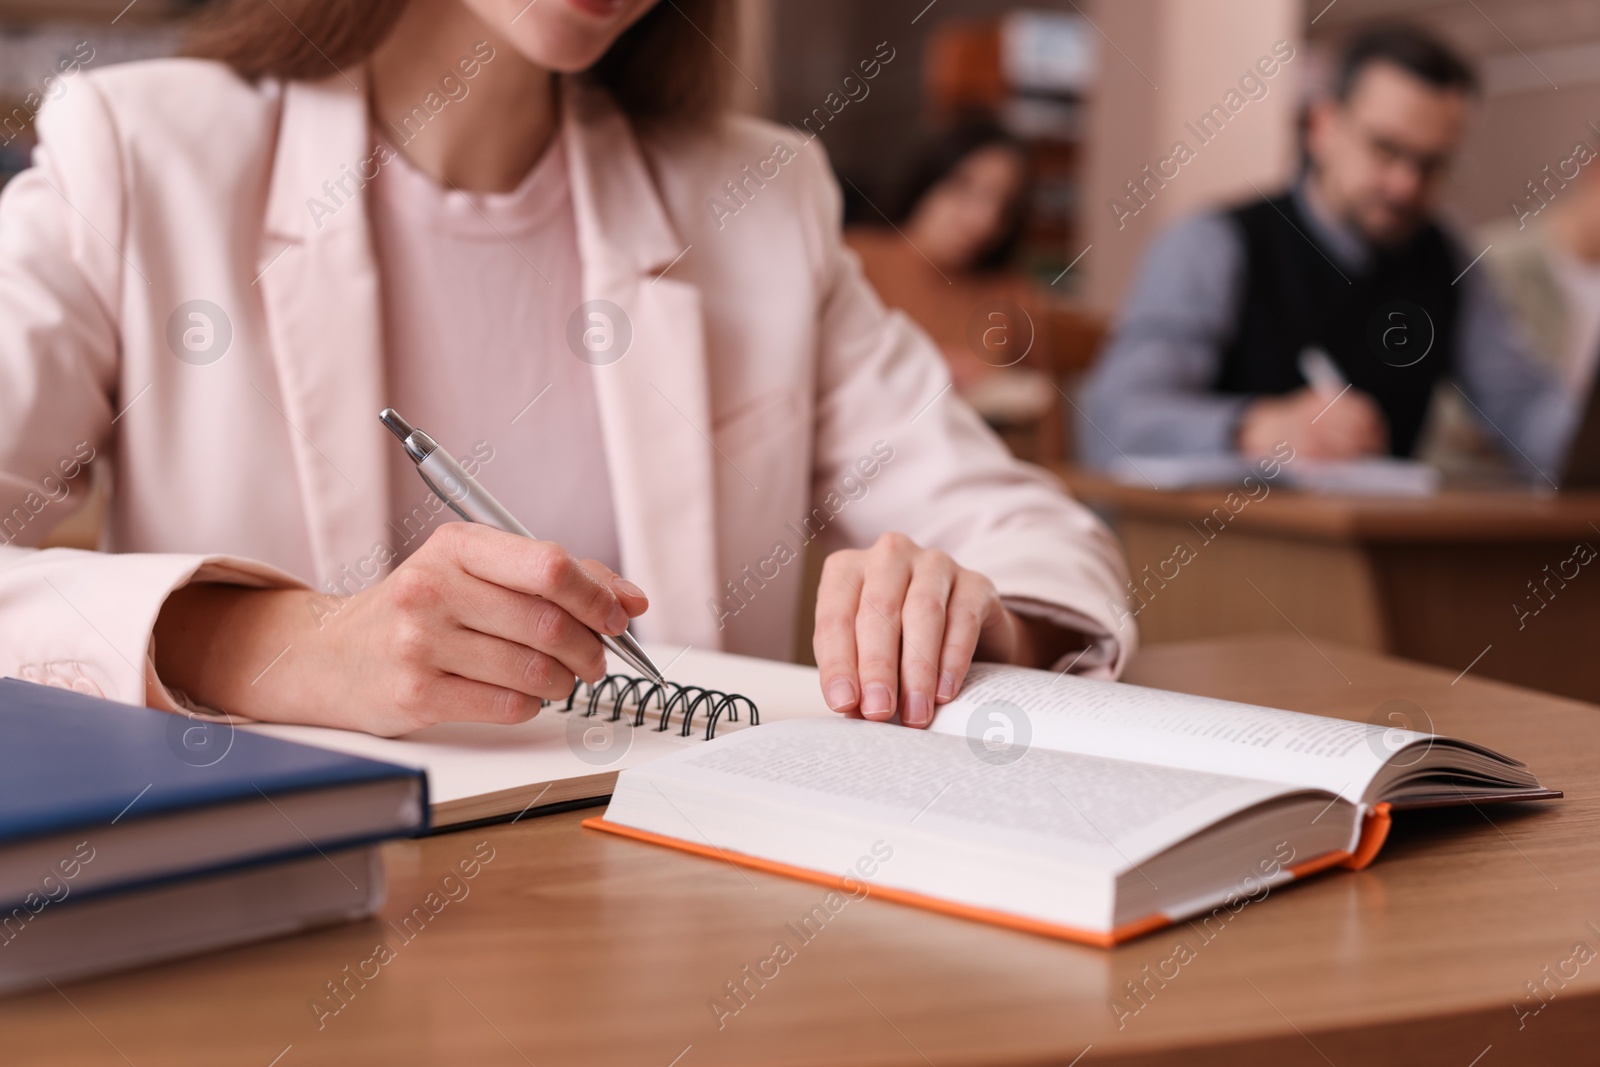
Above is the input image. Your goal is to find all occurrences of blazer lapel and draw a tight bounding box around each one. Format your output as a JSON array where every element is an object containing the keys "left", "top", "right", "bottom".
[
  {"left": 252, "top": 75, "right": 722, "bottom": 643},
  {"left": 256, "top": 73, "right": 391, "bottom": 593},
  {"left": 563, "top": 85, "right": 723, "bottom": 649}
]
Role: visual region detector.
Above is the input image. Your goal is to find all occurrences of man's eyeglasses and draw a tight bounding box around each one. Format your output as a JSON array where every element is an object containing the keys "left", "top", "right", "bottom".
[{"left": 1348, "top": 117, "right": 1454, "bottom": 182}]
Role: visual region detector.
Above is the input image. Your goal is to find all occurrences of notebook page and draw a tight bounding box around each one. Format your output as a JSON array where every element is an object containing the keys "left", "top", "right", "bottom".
[
  {"left": 251, "top": 711, "right": 692, "bottom": 811},
  {"left": 243, "top": 644, "right": 830, "bottom": 813},
  {"left": 926, "top": 665, "right": 1418, "bottom": 803}
]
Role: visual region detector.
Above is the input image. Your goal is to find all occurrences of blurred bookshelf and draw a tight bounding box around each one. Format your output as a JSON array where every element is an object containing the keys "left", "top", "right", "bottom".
[
  {"left": 923, "top": 9, "right": 1092, "bottom": 286},
  {"left": 0, "top": 0, "right": 200, "bottom": 186}
]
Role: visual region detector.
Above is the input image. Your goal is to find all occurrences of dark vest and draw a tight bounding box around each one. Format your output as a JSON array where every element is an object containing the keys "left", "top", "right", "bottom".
[{"left": 1217, "top": 193, "right": 1459, "bottom": 457}]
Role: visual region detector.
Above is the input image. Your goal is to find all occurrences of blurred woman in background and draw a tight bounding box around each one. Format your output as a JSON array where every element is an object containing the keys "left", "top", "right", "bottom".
[
  {"left": 1481, "top": 163, "right": 1600, "bottom": 394},
  {"left": 896, "top": 119, "right": 1031, "bottom": 275},
  {"left": 847, "top": 120, "right": 1062, "bottom": 458}
]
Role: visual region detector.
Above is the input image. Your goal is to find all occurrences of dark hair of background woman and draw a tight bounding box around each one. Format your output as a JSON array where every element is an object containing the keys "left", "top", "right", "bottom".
[
  {"left": 892, "top": 116, "right": 1030, "bottom": 272},
  {"left": 184, "top": 0, "right": 731, "bottom": 127}
]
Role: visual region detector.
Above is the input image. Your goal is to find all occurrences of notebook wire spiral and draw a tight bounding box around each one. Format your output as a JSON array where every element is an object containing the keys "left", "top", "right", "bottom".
[{"left": 551, "top": 673, "right": 760, "bottom": 741}]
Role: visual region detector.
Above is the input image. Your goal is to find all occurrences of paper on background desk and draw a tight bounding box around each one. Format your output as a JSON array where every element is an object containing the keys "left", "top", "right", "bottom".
[
  {"left": 244, "top": 645, "right": 831, "bottom": 828},
  {"left": 1109, "top": 454, "right": 1440, "bottom": 497}
]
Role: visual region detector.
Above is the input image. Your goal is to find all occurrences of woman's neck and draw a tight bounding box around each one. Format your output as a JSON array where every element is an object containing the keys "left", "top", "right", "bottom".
[{"left": 369, "top": 0, "right": 558, "bottom": 193}]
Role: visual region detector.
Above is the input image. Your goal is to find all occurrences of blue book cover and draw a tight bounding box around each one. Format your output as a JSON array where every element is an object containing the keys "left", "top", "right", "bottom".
[{"left": 0, "top": 678, "right": 428, "bottom": 902}]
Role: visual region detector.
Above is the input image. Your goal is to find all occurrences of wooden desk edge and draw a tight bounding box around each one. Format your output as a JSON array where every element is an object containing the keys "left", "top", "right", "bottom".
[{"left": 1051, "top": 463, "right": 1600, "bottom": 544}]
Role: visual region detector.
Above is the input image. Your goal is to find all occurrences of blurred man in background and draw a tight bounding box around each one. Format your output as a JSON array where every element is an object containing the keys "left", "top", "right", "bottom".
[{"left": 1080, "top": 25, "right": 1574, "bottom": 476}]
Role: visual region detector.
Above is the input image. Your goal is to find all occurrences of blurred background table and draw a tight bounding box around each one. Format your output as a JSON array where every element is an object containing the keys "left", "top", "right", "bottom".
[{"left": 1059, "top": 465, "right": 1600, "bottom": 702}]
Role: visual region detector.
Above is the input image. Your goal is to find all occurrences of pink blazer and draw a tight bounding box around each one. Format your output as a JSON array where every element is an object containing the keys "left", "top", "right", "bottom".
[{"left": 0, "top": 60, "right": 1135, "bottom": 709}]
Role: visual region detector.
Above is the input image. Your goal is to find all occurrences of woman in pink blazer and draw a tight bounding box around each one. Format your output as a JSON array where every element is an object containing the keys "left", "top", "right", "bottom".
[{"left": 0, "top": 0, "right": 1133, "bottom": 735}]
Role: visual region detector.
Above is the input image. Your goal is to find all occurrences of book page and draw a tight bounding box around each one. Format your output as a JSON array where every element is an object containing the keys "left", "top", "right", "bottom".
[
  {"left": 926, "top": 665, "right": 1416, "bottom": 803},
  {"left": 640, "top": 719, "right": 1301, "bottom": 867}
]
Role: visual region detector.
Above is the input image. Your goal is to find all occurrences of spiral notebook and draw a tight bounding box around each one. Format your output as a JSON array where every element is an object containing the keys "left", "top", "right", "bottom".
[{"left": 245, "top": 646, "right": 830, "bottom": 829}]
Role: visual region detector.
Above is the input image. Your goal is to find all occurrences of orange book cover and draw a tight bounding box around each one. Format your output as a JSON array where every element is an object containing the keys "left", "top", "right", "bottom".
[{"left": 583, "top": 803, "right": 1393, "bottom": 948}]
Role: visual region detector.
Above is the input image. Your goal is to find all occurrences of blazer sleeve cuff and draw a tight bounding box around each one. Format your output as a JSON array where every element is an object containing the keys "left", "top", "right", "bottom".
[
  {"left": 1001, "top": 595, "right": 1129, "bottom": 680},
  {"left": 0, "top": 547, "right": 308, "bottom": 710}
]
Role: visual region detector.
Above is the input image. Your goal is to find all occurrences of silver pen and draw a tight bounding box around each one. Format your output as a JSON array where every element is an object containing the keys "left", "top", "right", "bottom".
[{"left": 379, "top": 407, "right": 665, "bottom": 684}]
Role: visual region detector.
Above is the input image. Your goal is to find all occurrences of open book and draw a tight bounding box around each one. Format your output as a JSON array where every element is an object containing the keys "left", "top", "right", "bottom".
[{"left": 587, "top": 662, "right": 1558, "bottom": 946}]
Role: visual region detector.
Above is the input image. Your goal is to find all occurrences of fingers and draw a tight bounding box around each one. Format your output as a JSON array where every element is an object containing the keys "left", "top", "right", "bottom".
[
  {"left": 1241, "top": 392, "right": 1318, "bottom": 458},
  {"left": 898, "top": 553, "right": 955, "bottom": 728},
  {"left": 578, "top": 558, "right": 649, "bottom": 620},
  {"left": 1307, "top": 389, "right": 1388, "bottom": 458},
  {"left": 937, "top": 569, "right": 993, "bottom": 706},
  {"left": 814, "top": 537, "right": 996, "bottom": 728},
  {"left": 854, "top": 535, "right": 915, "bottom": 722},
  {"left": 814, "top": 551, "right": 864, "bottom": 714},
  {"left": 1349, "top": 394, "right": 1389, "bottom": 453},
  {"left": 1316, "top": 406, "right": 1370, "bottom": 456},
  {"left": 424, "top": 569, "right": 609, "bottom": 685},
  {"left": 1240, "top": 387, "right": 1391, "bottom": 461},
  {"left": 1300, "top": 389, "right": 1350, "bottom": 456},
  {"left": 395, "top": 670, "right": 547, "bottom": 730},
  {"left": 430, "top": 627, "right": 577, "bottom": 706},
  {"left": 432, "top": 524, "right": 628, "bottom": 637},
  {"left": 389, "top": 554, "right": 606, "bottom": 686}
]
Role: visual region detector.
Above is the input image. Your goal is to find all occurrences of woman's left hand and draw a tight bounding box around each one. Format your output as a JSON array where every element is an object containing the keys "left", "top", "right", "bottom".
[{"left": 814, "top": 532, "right": 1049, "bottom": 729}]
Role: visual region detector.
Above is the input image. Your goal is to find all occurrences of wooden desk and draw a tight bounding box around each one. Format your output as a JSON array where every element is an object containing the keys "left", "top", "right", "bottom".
[
  {"left": 1058, "top": 465, "right": 1600, "bottom": 703},
  {"left": 5, "top": 636, "right": 1597, "bottom": 1065}
]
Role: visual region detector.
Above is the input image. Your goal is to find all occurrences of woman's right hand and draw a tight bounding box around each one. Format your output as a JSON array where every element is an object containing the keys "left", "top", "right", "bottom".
[{"left": 153, "top": 523, "right": 648, "bottom": 736}]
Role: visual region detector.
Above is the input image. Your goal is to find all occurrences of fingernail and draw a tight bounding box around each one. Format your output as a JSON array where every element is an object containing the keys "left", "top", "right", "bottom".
[
  {"left": 825, "top": 678, "right": 857, "bottom": 711},
  {"left": 611, "top": 576, "right": 646, "bottom": 600},
  {"left": 937, "top": 672, "right": 957, "bottom": 702},
  {"left": 604, "top": 603, "right": 628, "bottom": 634},
  {"left": 862, "top": 684, "right": 894, "bottom": 720},
  {"left": 905, "top": 692, "right": 932, "bottom": 727}
]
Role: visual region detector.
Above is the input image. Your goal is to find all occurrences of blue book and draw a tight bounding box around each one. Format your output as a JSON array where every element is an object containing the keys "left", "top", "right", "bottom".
[{"left": 0, "top": 678, "right": 427, "bottom": 911}]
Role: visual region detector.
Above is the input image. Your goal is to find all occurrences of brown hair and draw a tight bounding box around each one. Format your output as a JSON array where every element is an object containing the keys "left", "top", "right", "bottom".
[{"left": 183, "top": 0, "right": 732, "bottom": 126}]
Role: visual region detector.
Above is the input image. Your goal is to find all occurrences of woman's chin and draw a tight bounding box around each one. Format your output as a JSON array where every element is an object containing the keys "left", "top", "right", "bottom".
[
  {"left": 562, "top": 0, "right": 633, "bottom": 17},
  {"left": 494, "top": 0, "right": 650, "bottom": 71},
  {"left": 498, "top": 28, "right": 624, "bottom": 73}
]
